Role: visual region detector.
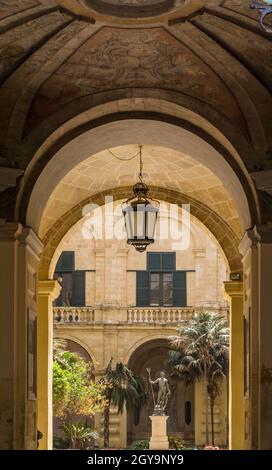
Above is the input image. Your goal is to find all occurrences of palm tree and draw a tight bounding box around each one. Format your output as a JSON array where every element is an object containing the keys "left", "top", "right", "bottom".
[
  {"left": 100, "top": 359, "right": 147, "bottom": 448},
  {"left": 168, "top": 311, "right": 229, "bottom": 446}
]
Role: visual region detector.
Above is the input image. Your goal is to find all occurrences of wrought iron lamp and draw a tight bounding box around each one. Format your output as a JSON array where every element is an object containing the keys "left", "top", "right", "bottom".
[{"left": 122, "top": 146, "right": 159, "bottom": 252}]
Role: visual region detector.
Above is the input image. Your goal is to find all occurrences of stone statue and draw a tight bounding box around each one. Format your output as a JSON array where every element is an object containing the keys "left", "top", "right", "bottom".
[{"left": 147, "top": 369, "right": 171, "bottom": 415}]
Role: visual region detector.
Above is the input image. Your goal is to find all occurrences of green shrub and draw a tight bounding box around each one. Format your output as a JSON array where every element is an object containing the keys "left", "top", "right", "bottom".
[
  {"left": 169, "top": 436, "right": 197, "bottom": 450},
  {"left": 128, "top": 439, "right": 149, "bottom": 450},
  {"left": 53, "top": 436, "right": 70, "bottom": 449}
]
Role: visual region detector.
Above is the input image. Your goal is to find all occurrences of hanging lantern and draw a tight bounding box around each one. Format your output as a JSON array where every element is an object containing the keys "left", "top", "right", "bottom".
[{"left": 122, "top": 146, "right": 160, "bottom": 252}]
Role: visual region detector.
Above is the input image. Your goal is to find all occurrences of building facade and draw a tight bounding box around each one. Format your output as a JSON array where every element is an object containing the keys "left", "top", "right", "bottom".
[{"left": 52, "top": 210, "right": 229, "bottom": 447}]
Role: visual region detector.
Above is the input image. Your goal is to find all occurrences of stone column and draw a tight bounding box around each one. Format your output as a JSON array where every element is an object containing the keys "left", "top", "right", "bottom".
[
  {"left": 194, "top": 379, "right": 205, "bottom": 446},
  {"left": 253, "top": 225, "right": 272, "bottom": 450},
  {"left": 0, "top": 221, "right": 43, "bottom": 450},
  {"left": 93, "top": 369, "right": 104, "bottom": 449},
  {"left": 193, "top": 248, "right": 206, "bottom": 307},
  {"left": 94, "top": 246, "right": 105, "bottom": 321},
  {"left": 239, "top": 230, "right": 258, "bottom": 449},
  {"left": 224, "top": 280, "right": 244, "bottom": 450},
  {"left": 116, "top": 248, "right": 129, "bottom": 321},
  {"left": 239, "top": 224, "right": 272, "bottom": 450},
  {"left": 37, "top": 280, "right": 61, "bottom": 450}
]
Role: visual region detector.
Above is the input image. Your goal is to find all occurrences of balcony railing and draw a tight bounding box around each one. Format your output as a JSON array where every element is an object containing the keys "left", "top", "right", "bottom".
[
  {"left": 53, "top": 307, "right": 95, "bottom": 324},
  {"left": 53, "top": 306, "right": 228, "bottom": 325},
  {"left": 128, "top": 307, "right": 194, "bottom": 323}
]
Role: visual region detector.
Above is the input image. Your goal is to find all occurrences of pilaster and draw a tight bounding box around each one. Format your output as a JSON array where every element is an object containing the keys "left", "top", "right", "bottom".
[{"left": 37, "top": 280, "right": 61, "bottom": 450}]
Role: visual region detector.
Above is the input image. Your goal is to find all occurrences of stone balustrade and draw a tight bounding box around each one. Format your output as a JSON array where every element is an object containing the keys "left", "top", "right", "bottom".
[
  {"left": 53, "top": 307, "right": 95, "bottom": 324},
  {"left": 53, "top": 306, "right": 228, "bottom": 325},
  {"left": 128, "top": 307, "right": 195, "bottom": 323}
]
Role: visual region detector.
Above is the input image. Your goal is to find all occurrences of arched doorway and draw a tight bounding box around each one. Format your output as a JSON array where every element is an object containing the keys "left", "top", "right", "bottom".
[
  {"left": 127, "top": 338, "right": 194, "bottom": 445},
  {"left": 29, "top": 114, "right": 249, "bottom": 450},
  {"left": 52, "top": 338, "right": 95, "bottom": 448},
  {"left": 1, "top": 108, "right": 270, "bottom": 451}
]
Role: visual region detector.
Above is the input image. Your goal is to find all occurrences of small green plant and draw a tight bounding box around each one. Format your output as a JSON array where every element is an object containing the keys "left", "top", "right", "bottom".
[
  {"left": 61, "top": 422, "right": 99, "bottom": 449},
  {"left": 128, "top": 439, "right": 149, "bottom": 450}
]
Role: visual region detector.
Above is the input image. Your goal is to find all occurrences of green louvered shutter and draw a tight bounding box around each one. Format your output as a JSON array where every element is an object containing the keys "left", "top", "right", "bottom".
[
  {"left": 148, "top": 253, "right": 175, "bottom": 271},
  {"left": 147, "top": 253, "right": 161, "bottom": 271},
  {"left": 136, "top": 271, "right": 150, "bottom": 306},
  {"left": 173, "top": 271, "right": 187, "bottom": 307},
  {"left": 72, "top": 271, "right": 85, "bottom": 306},
  {"left": 162, "top": 253, "right": 175, "bottom": 271},
  {"left": 55, "top": 251, "right": 75, "bottom": 273}
]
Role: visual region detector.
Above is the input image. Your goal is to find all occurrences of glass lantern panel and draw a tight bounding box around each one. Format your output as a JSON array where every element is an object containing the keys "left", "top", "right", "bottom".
[
  {"left": 146, "top": 210, "right": 157, "bottom": 239},
  {"left": 124, "top": 210, "right": 133, "bottom": 239},
  {"left": 136, "top": 204, "right": 145, "bottom": 239}
]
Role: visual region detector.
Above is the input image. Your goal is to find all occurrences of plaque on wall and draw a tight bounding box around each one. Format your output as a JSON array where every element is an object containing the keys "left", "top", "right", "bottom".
[{"left": 27, "top": 309, "right": 37, "bottom": 400}]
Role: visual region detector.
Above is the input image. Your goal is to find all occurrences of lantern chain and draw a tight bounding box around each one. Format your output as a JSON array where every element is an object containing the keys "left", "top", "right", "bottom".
[
  {"left": 107, "top": 148, "right": 140, "bottom": 161},
  {"left": 139, "top": 145, "right": 143, "bottom": 182}
]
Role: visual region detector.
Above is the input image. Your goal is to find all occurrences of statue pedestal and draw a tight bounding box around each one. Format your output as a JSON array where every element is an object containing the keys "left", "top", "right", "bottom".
[{"left": 149, "top": 415, "right": 169, "bottom": 450}]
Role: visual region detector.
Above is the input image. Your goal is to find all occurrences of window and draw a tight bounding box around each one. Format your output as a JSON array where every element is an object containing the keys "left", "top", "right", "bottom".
[
  {"left": 54, "top": 251, "right": 85, "bottom": 307},
  {"left": 55, "top": 251, "right": 75, "bottom": 272},
  {"left": 136, "top": 253, "right": 187, "bottom": 307},
  {"left": 148, "top": 252, "right": 175, "bottom": 271},
  {"left": 150, "top": 272, "right": 173, "bottom": 306}
]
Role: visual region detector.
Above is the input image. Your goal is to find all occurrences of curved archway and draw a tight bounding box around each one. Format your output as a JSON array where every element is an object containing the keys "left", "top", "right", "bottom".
[
  {"left": 127, "top": 337, "right": 194, "bottom": 444},
  {"left": 29, "top": 109, "right": 253, "bottom": 451},
  {"left": 39, "top": 187, "right": 240, "bottom": 281},
  {"left": 16, "top": 92, "right": 260, "bottom": 170},
  {"left": 52, "top": 337, "right": 96, "bottom": 447},
  {"left": 53, "top": 333, "right": 97, "bottom": 366},
  {"left": 17, "top": 112, "right": 260, "bottom": 235}
]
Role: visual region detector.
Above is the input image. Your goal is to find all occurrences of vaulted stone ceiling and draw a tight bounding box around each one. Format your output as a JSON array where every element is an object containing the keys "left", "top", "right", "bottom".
[
  {"left": 39, "top": 144, "right": 241, "bottom": 239},
  {"left": 0, "top": 0, "right": 271, "bottom": 226}
]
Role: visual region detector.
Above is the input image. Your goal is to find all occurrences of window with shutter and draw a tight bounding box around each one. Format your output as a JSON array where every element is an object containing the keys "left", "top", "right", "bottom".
[
  {"left": 136, "top": 271, "right": 150, "bottom": 306},
  {"left": 72, "top": 271, "right": 86, "bottom": 307},
  {"left": 162, "top": 253, "right": 175, "bottom": 271},
  {"left": 147, "top": 252, "right": 175, "bottom": 271},
  {"left": 173, "top": 271, "right": 187, "bottom": 307},
  {"left": 136, "top": 253, "right": 186, "bottom": 307},
  {"left": 148, "top": 253, "right": 161, "bottom": 271},
  {"left": 55, "top": 251, "right": 75, "bottom": 273},
  {"left": 53, "top": 251, "right": 86, "bottom": 307}
]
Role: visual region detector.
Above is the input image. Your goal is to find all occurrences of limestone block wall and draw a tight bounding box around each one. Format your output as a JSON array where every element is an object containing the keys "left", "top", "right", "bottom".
[
  {"left": 52, "top": 206, "right": 229, "bottom": 447},
  {"left": 53, "top": 206, "right": 229, "bottom": 314}
]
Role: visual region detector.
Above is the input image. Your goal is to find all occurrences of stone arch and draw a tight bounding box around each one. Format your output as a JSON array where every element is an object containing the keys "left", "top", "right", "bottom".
[
  {"left": 16, "top": 109, "right": 261, "bottom": 233},
  {"left": 17, "top": 91, "right": 260, "bottom": 170},
  {"left": 53, "top": 332, "right": 97, "bottom": 366},
  {"left": 125, "top": 334, "right": 173, "bottom": 366},
  {"left": 126, "top": 336, "right": 194, "bottom": 442},
  {"left": 39, "top": 187, "right": 240, "bottom": 282}
]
